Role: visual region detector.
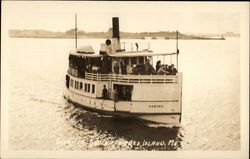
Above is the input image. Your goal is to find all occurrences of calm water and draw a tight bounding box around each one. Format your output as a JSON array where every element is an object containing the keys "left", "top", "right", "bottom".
[{"left": 7, "top": 37, "right": 240, "bottom": 150}]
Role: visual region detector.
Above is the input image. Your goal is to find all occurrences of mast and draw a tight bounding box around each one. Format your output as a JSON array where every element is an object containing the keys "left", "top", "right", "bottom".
[
  {"left": 75, "top": 14, "right": 77, "bottom": 49},
  {"left": 176, "top": 30, "right": 179, "bottom": 71}
]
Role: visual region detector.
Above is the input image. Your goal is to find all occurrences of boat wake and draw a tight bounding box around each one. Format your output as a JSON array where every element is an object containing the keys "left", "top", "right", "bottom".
[
  {"left": 62, "top": 101, "right": 184, "bottom": 150},
  {"left": 146, "top": 122, "right": 181, "bottom": 128}
]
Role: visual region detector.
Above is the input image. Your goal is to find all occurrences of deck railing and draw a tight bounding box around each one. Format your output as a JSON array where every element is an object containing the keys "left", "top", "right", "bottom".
[
  {"left": 121, "top": 42, "right": 150, "bottom": 51},
  {"left": 85, "top": 72, "right": 178, "bottom": 84}
]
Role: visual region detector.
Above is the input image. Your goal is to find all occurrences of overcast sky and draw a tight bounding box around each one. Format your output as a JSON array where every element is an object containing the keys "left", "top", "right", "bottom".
[{"left": 2, "top": 1, "right": 247, "bottom": 34}]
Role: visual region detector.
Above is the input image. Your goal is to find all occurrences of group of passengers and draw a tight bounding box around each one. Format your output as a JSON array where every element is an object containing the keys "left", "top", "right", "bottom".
[
  {"left": 113, "top": 59, "right": 178, "bottom": 75},
  {"left": 69, "top": 55, "right": 86, "bottom": 77},
  {"left": 114, "top": 60, "right": 127, "bottom": 75},
  {"left": 156, "top": 60, "right": 178, "bottom": 75},
  {"left": 102, "top": 85, "right": 132, "bottom": 101},
  {"left": 113, "top": 86, "right": 132, "bottom": 101}
]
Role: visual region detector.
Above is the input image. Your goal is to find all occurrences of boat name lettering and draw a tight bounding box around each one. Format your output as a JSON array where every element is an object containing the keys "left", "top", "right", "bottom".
[{"left": 149, "top": 105, "right": 163, "bottom": 108}]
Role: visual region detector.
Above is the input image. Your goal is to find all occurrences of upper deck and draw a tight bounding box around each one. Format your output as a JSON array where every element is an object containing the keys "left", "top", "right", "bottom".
[
  {"left": 65, "top": 17, "right": 182, "bottom": 108},
  {"left": 67, "top": 17, "right": 180, "bottom": 84}
]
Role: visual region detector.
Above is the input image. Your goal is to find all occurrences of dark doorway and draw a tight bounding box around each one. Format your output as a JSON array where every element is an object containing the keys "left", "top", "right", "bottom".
[{"left": 113, "top": 84, "right": 133, "bottom": 101}]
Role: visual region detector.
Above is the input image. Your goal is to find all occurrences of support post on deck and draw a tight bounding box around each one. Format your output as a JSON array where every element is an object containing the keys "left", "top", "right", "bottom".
[{"left": 176, "top": 30, "right": 179, "bottom": 71}]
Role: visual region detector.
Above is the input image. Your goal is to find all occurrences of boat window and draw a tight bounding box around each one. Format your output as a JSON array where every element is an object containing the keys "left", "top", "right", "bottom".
[
  {"left": 70, "top": 79, "right": 74, "bottom": 87},
  {"left": 92, "top": 84, "right": 95, "bottom": 94},
  {"left": 87, "top": 84, "right": 90, "bottom": 93},
  {"left": 79, "top": 82, "right": 83, "bottom": 90},
  {"left": 75, "top": 81, "right": 79, "bottom": 89},
  {"left": 84, "top": 83, "right": 87, "bottom": 92}
]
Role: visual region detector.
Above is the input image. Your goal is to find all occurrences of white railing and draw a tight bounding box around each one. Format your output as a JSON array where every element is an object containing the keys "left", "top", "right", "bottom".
[
  {"left": 121, "top": 42, "right": 150, "bottom": 52},
  {"left": 85, "top": 72, "right": 178, "bottom": 84}
]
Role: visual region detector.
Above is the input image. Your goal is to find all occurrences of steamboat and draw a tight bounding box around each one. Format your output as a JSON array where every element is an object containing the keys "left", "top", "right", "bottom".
[{"left": 64, "top": 17, "right": 182, "bottom": 124}]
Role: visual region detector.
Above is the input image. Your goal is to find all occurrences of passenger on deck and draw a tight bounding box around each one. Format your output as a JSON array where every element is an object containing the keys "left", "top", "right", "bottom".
[
  {"left": 101, "top": 57, "right": 109, "bottom": 74},
  {"left": 102, "top": 85, "right": 108, "bottom": 99},
  {"left": 167, "top": 65, "right": 172, "bottom": 75},
  {"left": 125, "top": 88, "right": 132, "bottom": 101},
  {"left": 128, "top": 65, "right": 133, "bottom": 74},
  {"left": 121, "top": 87, "right": 127, "bottom": 100},
  {"left": 132, "top": 64, "right": 138, "bottom": 75},
  {"left": 113, "top": 88, "right": 118, "bottom": 102},
  {"left": 157, "top": 65, "right": 169, "bottom": 75},
  {"left": 120, "top": 60, "right": 127, "bottom": 75},
  {"left": 86, "top": 64, "right": 92, "bottom": 73},
  {"left": 145, "top": 61, "right": 156, "bottom": 75},
  {"left": 170, "top": 64, "right": 178, "bottom": 75},
  {"left": 135, "top": 43, "right": 139, "bottom": 51},
  {"left": 156, "top": 60, "right": 161, "bottom": 72},
  {"left": 114, "top": 61, "right": 119, "bottom": 74}
]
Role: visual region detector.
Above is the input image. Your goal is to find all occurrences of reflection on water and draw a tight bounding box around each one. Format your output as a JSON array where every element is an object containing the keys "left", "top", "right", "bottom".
[{"left": 63, "top": 100, "right": 183, "bottom": 150}]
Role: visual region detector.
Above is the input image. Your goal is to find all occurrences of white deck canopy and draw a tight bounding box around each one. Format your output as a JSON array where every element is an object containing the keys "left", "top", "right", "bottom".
[
  {"left": 69, "top": 49, "right": 102, "bottom": 57},
  {"left": 70, "top": 49, "right": 177, "bottom": 58},
  {"left": 75, "top": 45, "right": 95, "bottom": 54},
  {"left": 109, "top": 51, "right": 177, "bottom": 57}
]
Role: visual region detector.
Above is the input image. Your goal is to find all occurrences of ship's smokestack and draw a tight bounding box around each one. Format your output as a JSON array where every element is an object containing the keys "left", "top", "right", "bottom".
[{"left": 112, "top": 17, "right": 120, "bottom": 39}]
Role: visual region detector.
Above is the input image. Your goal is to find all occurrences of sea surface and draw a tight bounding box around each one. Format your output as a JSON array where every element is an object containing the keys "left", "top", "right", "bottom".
[{"left": 6, "top": 37, "right": 240, "bottom": 151}]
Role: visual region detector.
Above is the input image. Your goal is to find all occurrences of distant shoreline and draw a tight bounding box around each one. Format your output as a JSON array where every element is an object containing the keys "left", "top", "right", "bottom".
[
  {"left": 9, "top": 35, "right": 227, "bottom": 40},
  {"left": 9, "top": 29, "right": 239, "bottom": 40}
]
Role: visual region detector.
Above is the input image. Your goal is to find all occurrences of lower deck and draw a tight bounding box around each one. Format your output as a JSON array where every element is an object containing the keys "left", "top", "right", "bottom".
[
  {"left": 64, "top": 88, "right": 181, "bottom": 124},
  {"left": 64, "top": 73, "right": 182, "bottom": 123}
]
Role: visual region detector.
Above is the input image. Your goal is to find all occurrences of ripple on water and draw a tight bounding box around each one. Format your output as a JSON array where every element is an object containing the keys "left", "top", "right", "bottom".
[{"left": 60, "top": 101, "right": 184, "bottom": 151}]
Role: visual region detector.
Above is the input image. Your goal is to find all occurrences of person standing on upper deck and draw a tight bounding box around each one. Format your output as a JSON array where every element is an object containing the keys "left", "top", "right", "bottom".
[
  {"left": 170, "top": 64, "right": 178, "bottom": 75},
  {"left": 157, "top": 65, "right": 168, "bottom": 75},
  {"left": 167, "top": 65, "right": 172, "bottom": 75},
  {"left": 156, "top": 60, "right": 161, "bottom": 72},
  {"left": 120, "top": 59, "right": 127, "bottom": 75},
  {"left": 145, "top": 60, "right": 153, "bottom": 75},
  {"left": 114, "top": 61, "right": 119, "bottom": 74},
  {"left": 135, "top": 43, "right": 139, "bottom": 51}
]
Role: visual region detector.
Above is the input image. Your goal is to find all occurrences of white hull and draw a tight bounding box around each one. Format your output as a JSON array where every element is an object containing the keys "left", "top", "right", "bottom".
[{"left": 64, "top": 88, "right": 181, "bottom": 124}]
